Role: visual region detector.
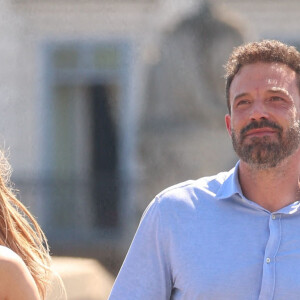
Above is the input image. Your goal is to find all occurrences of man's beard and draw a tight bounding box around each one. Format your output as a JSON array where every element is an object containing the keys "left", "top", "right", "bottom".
[{"left": 231, "top": 119, "right": 300, "bottom": 169}]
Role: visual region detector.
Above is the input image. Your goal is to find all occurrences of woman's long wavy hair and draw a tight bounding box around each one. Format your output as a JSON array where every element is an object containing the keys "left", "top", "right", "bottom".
[{"left": 0, "top": 150, "right": 51, "bottom": 299}]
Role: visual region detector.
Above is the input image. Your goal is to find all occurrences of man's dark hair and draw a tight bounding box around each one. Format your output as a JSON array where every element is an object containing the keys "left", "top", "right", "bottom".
[{"left": 225, "top": 40, "right": 300, "bottom": 113}]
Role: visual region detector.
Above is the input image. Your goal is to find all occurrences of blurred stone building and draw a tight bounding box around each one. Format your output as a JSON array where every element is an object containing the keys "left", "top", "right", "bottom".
[
  {"left": 139, "top": 2, "right": 244, "bottom": 211},
  {"left": 0, "top": 0, "right": 300, "bottom": 270}
]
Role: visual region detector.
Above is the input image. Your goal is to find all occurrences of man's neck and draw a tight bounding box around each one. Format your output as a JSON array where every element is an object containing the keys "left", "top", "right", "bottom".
[{"left": 238, "top": 150, "right": 300, "bottom": 212}]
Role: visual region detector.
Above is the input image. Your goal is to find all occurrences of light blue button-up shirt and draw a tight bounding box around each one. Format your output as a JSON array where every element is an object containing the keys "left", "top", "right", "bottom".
[{"left": 109, "top": 162, "right": 300, "bottom": 299}]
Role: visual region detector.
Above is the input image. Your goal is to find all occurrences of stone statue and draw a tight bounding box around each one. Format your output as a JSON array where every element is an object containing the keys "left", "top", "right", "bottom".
[{"left": 138, "top": 1, "right": 247, "bottom": 210}]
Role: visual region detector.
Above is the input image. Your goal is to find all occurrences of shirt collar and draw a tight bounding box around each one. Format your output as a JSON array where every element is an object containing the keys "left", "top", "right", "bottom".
[
  {"left": 277, "top": 201, "right": 300, "bottom": 215},
  {"left": 216, "top": 161, "right": 243, "bottom": 200},
  {"left": 216, "top": 161, "right": 300, "bottom": 215}
]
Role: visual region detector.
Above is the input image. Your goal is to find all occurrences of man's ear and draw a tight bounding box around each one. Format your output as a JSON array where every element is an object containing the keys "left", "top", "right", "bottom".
[{"left": 225, "top": 114, "right": 232, "bottom": 136}]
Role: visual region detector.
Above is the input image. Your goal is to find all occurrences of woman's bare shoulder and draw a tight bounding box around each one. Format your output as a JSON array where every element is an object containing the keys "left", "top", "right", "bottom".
[
  {"left": 0, "top": 245, "right": 24, "bottom": 271},
  {"left": 0, "top": 245, "right": 21, "bottom": 260},
  {"left": 0, "top": 246, "right": 40, "bottom": 299},
  {"left": 0, "top": 245, "right": 29, "bottom": 273}
]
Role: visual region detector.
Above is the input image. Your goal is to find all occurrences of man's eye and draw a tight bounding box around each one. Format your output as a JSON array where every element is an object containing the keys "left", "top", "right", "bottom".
[
  {"left": 236, "top": 100, "right": 250, "bottom": 106},
  {"left": 269, "top": 96, "right": 283, "bottom": 102}
]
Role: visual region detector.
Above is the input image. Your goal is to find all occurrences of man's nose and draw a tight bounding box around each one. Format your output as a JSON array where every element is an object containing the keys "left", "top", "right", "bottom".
[{"left": 249, "top": 102, "right": 269, "bottom": 121}]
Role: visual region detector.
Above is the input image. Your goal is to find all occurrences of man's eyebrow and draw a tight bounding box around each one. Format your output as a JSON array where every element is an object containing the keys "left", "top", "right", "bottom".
[
  {"left": 233, "top": 92, "right": 249, "bottom": 102},
  {"left": 267, "top": 88, "right": 292, "bottom": 98},
  {"left": 268, "top": 87, "right": 288, "bottom": 93}
]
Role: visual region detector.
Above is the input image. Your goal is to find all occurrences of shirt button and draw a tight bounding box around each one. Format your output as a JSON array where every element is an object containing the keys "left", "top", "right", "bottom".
[
  {"left": 272, "top": 215, "right": 276, "bottom": 220},
  {"left": 266, "top": 258, "right": 271, "bottom": 264}
]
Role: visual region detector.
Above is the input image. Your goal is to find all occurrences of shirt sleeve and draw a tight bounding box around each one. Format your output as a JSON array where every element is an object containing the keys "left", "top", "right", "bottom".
[{"left": 108, "top": 197, "right": 172, "bottom": 300}]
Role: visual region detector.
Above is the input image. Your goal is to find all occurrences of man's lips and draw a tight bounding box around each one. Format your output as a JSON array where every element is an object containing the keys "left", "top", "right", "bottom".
[
  {"left": 240, "top": 120, "right": 283, "bottom": 139},
  {"left": 244, "top": 127, "right": 278, "bottom": 137}
]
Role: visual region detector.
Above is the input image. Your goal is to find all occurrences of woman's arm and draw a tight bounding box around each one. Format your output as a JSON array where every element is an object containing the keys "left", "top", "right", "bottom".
[{"left": 0, "top": 246, "right": 40, "bottom": 300}]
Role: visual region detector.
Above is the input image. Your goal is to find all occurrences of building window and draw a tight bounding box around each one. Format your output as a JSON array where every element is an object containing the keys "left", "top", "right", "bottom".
[{"left": 42, "top": 41, "right": 130, "bottom": 241}]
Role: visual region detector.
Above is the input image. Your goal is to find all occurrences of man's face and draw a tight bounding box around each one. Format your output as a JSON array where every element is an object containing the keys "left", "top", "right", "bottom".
[{"left": 225, "top": 62, "right": 300, "bottom": 169}]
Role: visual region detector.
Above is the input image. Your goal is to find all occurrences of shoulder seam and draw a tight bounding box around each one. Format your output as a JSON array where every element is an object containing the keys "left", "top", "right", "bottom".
[{"left": 156, "top": 180, "right": 195, "bottom": 200}]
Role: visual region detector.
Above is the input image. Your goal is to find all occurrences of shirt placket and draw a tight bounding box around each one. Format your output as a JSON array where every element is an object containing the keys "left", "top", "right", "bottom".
[{"left": 258, "top": 213, "right": 282, "bottom": 300}]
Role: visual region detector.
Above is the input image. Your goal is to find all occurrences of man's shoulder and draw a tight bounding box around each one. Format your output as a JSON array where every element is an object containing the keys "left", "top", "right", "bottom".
[{"left": 155, "top": 169, "right": 233, "bottom": 207}]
